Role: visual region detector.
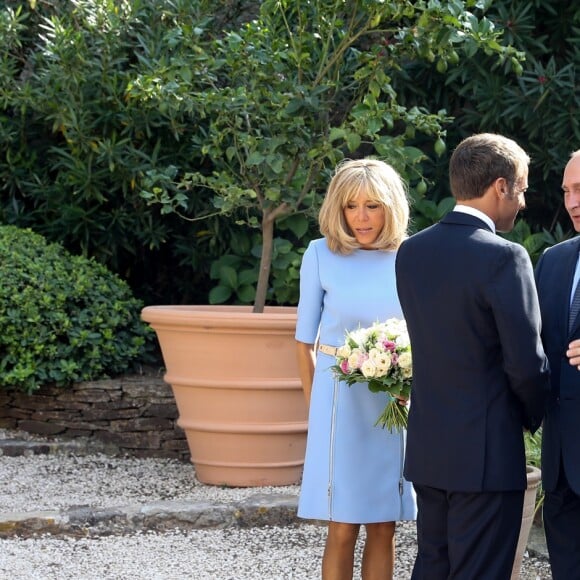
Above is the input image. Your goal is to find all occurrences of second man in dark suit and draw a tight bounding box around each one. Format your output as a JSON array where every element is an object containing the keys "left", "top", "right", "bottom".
[
  {"left": 535, "top": 150, "right": 580, "bottom": 580},
  {"left": 395, "top": 133, "right": 549, "bottom": 579}
]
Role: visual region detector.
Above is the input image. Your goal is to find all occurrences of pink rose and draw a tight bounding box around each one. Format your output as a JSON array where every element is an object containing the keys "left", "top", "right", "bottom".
[{"left": 383, "top": 340, "right": 396, "bottom": 352}]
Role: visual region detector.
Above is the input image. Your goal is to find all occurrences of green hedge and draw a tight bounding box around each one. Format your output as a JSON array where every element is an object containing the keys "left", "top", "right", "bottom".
[{"left": 0, "top": 225, "right": 155, "bottom": 392}]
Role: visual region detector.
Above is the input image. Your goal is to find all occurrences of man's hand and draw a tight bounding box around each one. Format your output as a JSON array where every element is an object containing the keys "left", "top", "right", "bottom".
[{"left": 567, "top": 338, "right": 580, "bottom": 368}]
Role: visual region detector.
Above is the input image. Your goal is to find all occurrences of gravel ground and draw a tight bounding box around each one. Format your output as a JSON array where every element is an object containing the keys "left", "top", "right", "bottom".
[
  {"left": 0, "top": 452, "right": 298, "bottom": 512},
  {"left": 0, "top": 523, "right": 553, "bottom": 579},
  {"left": 0, "top": 429, "right": 553, "bottom": 579}
]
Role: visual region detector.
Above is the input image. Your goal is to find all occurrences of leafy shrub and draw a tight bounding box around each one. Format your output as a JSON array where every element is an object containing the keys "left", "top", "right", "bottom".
[
  {"left": 0, "top": 0, "right": 237, "bottom": 306},
  {"left": 209, "top": 232, "right": 304, "bottom": 306},
  {"left": 392, "top": 0, "right": 580, "bottom": 237},
  {"left": 0, "top": 225, "right": 155, "bottom": 393},
  {"left": 524, "top": 428, "right": 544, "bottom": 515},
  {"left": 524, "top": 429, "right": 542, "bottom": 471},
  {"left": 500, "top": 218, "right": 574, "bottom": 266}
]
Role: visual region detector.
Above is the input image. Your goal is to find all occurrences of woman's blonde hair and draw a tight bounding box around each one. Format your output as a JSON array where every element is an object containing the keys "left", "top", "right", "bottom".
[{"left": 319, "top": 158, "right": 409, "bottom": 254}]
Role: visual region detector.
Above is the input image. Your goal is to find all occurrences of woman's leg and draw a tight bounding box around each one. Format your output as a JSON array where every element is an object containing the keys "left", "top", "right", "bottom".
[
  {"left": 322, "top": 521, "right": 361, "bottom": 580},
  {"left": 361, "top": 521, "right": 396, "bottom": 580}
]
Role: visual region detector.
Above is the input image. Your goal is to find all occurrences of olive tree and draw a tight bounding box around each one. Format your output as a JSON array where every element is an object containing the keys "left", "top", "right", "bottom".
[{"left": 137, "top": 0, "right": 521, "bottom": 311}]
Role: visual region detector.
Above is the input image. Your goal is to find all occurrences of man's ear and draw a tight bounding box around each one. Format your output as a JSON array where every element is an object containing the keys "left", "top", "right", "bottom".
[{"left": 494, "top": 177, "right": 508, "bottom": 198}]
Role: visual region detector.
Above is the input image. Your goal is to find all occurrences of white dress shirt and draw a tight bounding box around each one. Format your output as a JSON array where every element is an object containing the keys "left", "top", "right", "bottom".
[{"left": 453, "top": 204, "right": 496, "bottom": 234}]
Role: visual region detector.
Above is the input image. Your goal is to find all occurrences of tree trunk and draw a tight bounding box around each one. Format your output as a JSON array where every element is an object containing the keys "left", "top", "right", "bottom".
[{"left": 253, "top": 213, "right": 275, "bottom": 313}]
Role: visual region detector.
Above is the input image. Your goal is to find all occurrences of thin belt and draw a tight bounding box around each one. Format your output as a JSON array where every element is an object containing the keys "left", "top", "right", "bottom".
[{"left": 318, "top": 343, "right": 338, "bottom": 356}]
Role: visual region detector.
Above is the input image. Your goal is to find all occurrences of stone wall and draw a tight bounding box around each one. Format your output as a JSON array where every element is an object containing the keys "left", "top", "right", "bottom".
[{"left": 0, "top": 368, "right": 189, "bottom": 461}]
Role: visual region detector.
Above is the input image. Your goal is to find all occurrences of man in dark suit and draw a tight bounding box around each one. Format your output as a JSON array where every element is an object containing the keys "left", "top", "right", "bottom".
[
  {"left": 396, "top": 133, "right": 549, "bottom": 579},
  {"left": 535, "top": 150, "right": 580, "bottom": 580}
]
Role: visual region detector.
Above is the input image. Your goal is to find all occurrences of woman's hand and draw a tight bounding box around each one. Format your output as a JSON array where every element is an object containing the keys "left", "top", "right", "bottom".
[{"left": 296, "top": 341, "right": 315, "bottom": 407}]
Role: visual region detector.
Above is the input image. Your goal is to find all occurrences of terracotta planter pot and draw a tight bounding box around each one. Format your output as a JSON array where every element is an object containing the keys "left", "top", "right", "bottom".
[
  {"left": 141, "top": 305, "right": 308, "bottom": 487},
  {"left": 511, "top": 465, "right": 542, "bottom": 579}
]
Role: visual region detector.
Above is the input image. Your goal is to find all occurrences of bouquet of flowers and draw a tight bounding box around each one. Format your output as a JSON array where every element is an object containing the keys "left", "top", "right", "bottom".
[{"left": 331, "top": 318, "right": 412, "bottom": 432}]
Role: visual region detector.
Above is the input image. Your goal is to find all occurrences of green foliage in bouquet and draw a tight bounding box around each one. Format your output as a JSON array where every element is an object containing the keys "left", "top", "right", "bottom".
[{"left": 0, "top": 225, "right": 155, "bottom": 393}]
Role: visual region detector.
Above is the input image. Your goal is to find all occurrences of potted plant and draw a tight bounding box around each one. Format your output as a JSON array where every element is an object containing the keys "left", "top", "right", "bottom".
[
  {"left": 139, "top": 0, "right": 520, "bottom": 486},
  {"left": 509, "top": 430, "right": 544, "bottom": 578}
]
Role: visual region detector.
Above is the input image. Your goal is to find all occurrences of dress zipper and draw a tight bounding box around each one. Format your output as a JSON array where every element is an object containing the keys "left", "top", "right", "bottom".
[{"left": 328, "top": 376, "right": 339, "bottom": 520}]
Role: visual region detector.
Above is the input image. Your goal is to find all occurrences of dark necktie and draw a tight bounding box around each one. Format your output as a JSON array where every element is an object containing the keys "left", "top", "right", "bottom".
[{"left": 569, "top": 278, "right": 580, "bottom": 333}]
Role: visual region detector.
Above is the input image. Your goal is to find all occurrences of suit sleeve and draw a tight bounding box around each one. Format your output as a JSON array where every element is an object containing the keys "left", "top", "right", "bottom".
[
  {"left": 490, "top": 243, "right": 549, "bottom": 433},
  {"left": 534, "top": 249, "right": 546, "bottom": 284}
]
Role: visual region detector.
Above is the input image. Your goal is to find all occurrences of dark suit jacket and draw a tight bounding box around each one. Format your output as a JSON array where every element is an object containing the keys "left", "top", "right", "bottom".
[
  {"left": 396, "top": 211, "right": 549, "bottom": 492},
  {"left": 535, "top": 236, "right": 580, "bottom": 494}
]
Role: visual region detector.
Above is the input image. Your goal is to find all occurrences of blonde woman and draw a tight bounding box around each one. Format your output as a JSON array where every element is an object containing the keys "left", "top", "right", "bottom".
[{"left": 296, "top": 159, "right": 417, "bottom": 579}]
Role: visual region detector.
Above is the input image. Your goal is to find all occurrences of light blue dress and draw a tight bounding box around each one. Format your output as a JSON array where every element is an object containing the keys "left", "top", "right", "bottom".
[{"left": 296, "top": 238, "right": 417, "bottom": 523}]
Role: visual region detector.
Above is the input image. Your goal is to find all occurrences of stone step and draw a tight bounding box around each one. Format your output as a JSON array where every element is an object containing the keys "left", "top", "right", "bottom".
[
  {"left": 0, "top": 437, "right": 113, "bottom": 457},
  {"left": 0, "top": 495, "right": 300, "bottom": 539}
]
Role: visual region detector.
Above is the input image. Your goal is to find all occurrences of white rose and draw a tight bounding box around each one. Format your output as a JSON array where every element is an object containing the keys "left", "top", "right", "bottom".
[
  {"left": 369, "top": 349, "right": 391, "bottom": 374},
  {"left": 348, "top": 349, "right": 363, "bottom": 370},
  {"left": 396, "top": 333, "right": 411, "bottom": 348},
  {"left": 398, "top": 351, "right": 412, "bottom": 370},
  {"left": 337, "top": 344, "right": 352, "bottom": 358},
  {"left": 361, "top": 359, "right": 377, "bottom": 378},
  {"left": 373, "top": 339, "right": 387, "bottom": 352}
]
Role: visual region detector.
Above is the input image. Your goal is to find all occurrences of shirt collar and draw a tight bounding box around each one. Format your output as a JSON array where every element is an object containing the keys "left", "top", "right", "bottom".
[{"left": 453, "top": 205, "right": 496, "bottom": 234}]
